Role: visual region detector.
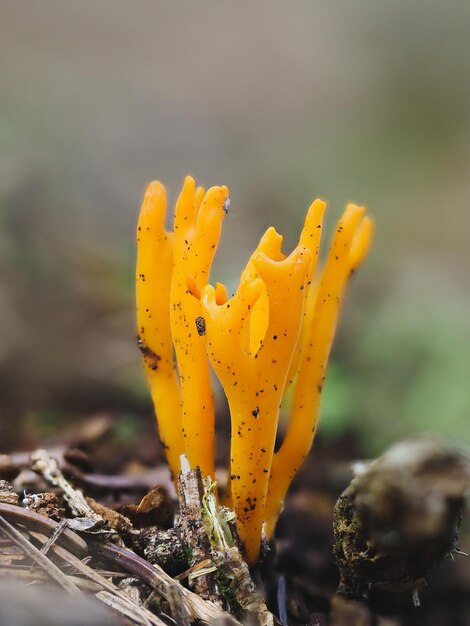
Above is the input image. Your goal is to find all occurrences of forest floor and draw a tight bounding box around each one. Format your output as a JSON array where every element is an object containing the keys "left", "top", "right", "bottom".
[{"left": 0, "top": 414, "right": 468, "bottom": 626}]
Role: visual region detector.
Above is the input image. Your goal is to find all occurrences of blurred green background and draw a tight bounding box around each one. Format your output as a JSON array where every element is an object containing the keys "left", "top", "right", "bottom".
[{"left": 1, "top": 1, "right": 469, "bottom": 456}]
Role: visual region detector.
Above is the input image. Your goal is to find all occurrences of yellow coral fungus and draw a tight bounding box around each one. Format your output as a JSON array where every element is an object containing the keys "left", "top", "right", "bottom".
[{"left": 136, "top": 176, "right": 373, "bottom": 564}]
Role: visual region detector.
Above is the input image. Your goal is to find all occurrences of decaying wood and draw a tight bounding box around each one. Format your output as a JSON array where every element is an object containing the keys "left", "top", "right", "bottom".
[
  {"left": 86, "top": 496, "right": 133, "bottom": 534},
  {"left": 177, "top": 458, "right": 222, "bottom": 605},
  {"left": 174, "top": 460, "right": 277, "bottom": 624},
  {"left": 201, "top": 477, "right": 277, "bottom": 626}
]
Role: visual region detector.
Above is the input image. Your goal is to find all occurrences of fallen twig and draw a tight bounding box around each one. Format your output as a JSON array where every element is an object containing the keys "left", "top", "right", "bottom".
[
  {"left": 201, "top": 478, "right": 277, "bottom": 626},
  {"left": 177, "top": 457, "right": 222, "bottom": 605},
  {"left": 40, "top": 518, "right": 68, "bottom": 555},
  {"left": 31, "top": 449, "right": 107, "bottom": 533}
]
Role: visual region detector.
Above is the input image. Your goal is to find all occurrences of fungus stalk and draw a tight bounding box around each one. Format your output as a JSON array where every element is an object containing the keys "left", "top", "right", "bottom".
[{"left": 136, "top": 176, "right": 373, "bottom": 564}]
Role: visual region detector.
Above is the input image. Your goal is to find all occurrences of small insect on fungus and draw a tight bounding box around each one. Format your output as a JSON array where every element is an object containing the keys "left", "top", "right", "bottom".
[
  {"left": 136, "top": 175, "right": 373, "bottom": 564},
  {"left": 195, "top": 316, "right": 206, "bottom": 336}
]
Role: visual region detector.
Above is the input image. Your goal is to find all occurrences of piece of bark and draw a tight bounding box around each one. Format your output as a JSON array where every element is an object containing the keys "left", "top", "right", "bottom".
[
  {"left": 212, "top": 546, "right": 277, "bottom": 626},
  {"left": 201, "top": 477, "right": 277, "bottom": 626},
  {"left": 177, "top": 460, "right": 221, "bottom": 604}
]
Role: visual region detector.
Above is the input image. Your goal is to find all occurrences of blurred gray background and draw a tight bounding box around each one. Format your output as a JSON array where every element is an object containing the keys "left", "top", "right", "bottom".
[{"left": 1, "top": 1, "right": 469, "bottom": 453}]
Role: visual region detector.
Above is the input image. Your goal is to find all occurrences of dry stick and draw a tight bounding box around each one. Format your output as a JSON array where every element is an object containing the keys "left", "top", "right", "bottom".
[
  {"left": 201, "top": 479, "right": 277, "bottom": 626},
  {"left": 90, "top": 540, "right": 242, "bottom": 626},
  {"left": 28, "top": 531, "right": 166, "bottom": 626},
  {"left": 40, "top": 519, "right": 68, "bottom": 555},
  {"left": 0, "top": 513, "right": 80, "bottom": 594},
  {"left": 31, "top": 450, "right": 103, "bottom": 526},
  {"left": 0, "top": 503, "right": 87, "bottom": 556},
  {"left": 177, "top": 460, "right": 222, "bottom": 605}
]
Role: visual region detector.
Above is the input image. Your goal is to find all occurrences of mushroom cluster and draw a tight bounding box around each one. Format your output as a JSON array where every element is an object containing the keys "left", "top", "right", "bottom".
[{"left": 136, "top": 176, "right": 373, "bottom": 563}]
